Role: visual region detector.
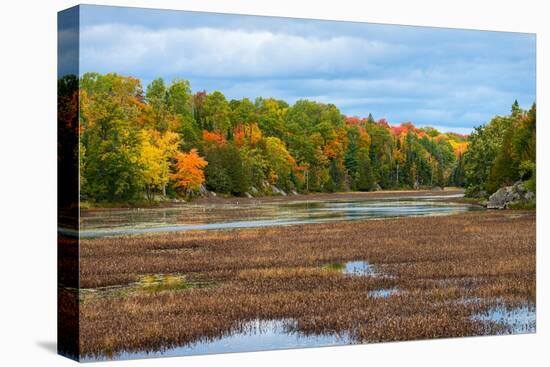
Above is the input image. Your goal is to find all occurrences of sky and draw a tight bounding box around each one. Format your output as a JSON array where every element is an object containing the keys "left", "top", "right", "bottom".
[{"left": 75, "top": 4, "right": 536, "bottom": 134}]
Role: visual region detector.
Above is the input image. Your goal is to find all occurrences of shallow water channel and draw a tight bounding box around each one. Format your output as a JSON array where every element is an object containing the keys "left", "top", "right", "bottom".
[
  {"left": 78, "top": 193, "right": 479, "bottom": 238},
  {"left": 83, "top": 319, "right": 351, "bottom": 361}
]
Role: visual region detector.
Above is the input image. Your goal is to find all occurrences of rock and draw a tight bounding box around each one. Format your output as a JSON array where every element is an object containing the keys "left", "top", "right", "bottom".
[
  {"left": 487, "top": 186, "right": 519, "bottom": 209},
  {"left": 244, "top": 192, "right": 253, "bottom": 198},
  {"left": 373, "top": 183, "right": 382, "bottom": 191},
  {"left": 198, "top": 185, "right": 209, "bottom": 197},
  {"left": 270, "top": 185, "right": 286, "bottom": 196},
  {"left": 210, "top": 191, "right": 217, "bottom": 197},
  {"left": 250, "top": 186, "right": 259, "bottom": 194},
  {"left": 486, "top": 181, "right": 535, "bottom": 209},
  {"left": 432, "top": 186, "right": 443, "bottom": 191},
  {"left": 290, "top": 189, "right": 299, "bottom": 196}
]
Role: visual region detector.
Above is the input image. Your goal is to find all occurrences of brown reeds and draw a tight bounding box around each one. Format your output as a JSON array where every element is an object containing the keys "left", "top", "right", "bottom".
[{"left": 78, "top": 210, "right": 535, "bottom": 357}]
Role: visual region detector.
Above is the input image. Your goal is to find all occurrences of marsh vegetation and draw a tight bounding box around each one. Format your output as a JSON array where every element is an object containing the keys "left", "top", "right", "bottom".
[{"left": 76, "top": 197, "right": 535, "bottom": 360}]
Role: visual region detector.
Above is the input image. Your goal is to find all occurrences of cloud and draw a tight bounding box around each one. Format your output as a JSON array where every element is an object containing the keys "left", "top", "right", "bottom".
[
  {"left": 80, "top": 24, "right": 402, "bottom": 79},
  {"left": 78, "top": 8, "right": 536, "bottom": 134}
]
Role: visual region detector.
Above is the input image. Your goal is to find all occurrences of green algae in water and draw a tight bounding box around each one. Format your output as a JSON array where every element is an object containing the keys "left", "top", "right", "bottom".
[
  {"left": 139, "top": 274, "right": 191, "bottom": 292},
  {"left": 321, "top": 263, "right": 346, "bottom": 271}
]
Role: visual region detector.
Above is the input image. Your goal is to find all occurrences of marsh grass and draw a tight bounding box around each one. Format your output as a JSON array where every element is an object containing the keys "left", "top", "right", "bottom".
[{"left": 77, "top": 210, "right": 535, "bottom": 357}]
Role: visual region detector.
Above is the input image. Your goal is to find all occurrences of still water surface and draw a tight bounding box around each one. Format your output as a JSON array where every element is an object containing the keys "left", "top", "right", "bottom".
[
  {"left": 83, "top": 319, "right": 351, "bottom": 361},
  {"left": 79, "top": 193, "right": 478, "bottom": 238}
]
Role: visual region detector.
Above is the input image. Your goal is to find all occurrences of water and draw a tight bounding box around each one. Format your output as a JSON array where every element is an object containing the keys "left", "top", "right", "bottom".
[
  {"left": 368, "top": 288, "right": 399, "bottom": 298},
  {"left": 472, "top": 304, "right": 536, "bottom": 334},
  {"left": 82, "top": 319, "right": 351, "bottom": 361},
  {"left": 343, "top": 261, "right": 378, "bottom": 276},
  {"left": 78, "top": 193, "right": 479, "bottom": 238}
]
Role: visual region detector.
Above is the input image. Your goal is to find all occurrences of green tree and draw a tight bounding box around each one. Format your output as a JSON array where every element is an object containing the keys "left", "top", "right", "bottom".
[
  {"left": 146, "top": 78, "right": 169, "bottom": 132},
  {"left": 203, "top": 91, "right": 231, "bottom": 134},
  {"left": 204, "top": 144, "right": 247, "bottom": 195}
]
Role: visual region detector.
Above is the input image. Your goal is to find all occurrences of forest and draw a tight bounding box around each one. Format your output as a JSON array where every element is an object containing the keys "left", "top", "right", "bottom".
[{"left": 64, "top": 72, "right": 535, "bottom": 202}]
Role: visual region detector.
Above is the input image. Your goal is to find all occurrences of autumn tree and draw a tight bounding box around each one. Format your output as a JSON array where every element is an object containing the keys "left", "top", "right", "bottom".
[
  {"left": 171, "top": 149, "right": 208, "bottom": 196},
  {"left": 138, "top": 130, "right": 180, "bottom": 200},
  {"left": 265, "top": 137, "right": 296, "bottom": 191},
  {"left": 80, "top": 73, "right": 145, "bottom": 202},
  {"left": 78, "top": 72, "right": 534, "bottom": 202}
]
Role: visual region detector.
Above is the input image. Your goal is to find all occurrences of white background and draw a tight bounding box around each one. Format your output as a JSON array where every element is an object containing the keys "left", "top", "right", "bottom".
[{"left": 0, "top": 0, "right": 547, "bottom": 366}]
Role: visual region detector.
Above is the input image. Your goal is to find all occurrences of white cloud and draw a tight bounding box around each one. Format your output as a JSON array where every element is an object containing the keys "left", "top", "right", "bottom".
[
  {"left": 78, "top": 21, "right": 535, "bottom": 133},
  {"left": 80, "top": 24, "right": 400, "bottom": 78}
]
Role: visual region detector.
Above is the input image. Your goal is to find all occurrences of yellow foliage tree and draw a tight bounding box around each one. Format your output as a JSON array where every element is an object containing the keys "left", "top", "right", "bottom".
[{"left": 139, "top": 129, "right": 180, "bottom": 200}]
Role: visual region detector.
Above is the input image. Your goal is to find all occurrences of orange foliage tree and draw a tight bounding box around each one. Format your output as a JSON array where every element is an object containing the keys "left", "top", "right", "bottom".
[{"left": 171, "top": 149, "right": 208, "bottom": 194}]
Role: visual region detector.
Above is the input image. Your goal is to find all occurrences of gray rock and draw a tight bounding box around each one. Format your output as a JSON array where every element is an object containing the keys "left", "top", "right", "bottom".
[
  {"left": 270, "top": 185, "right": 287, "bottom": 196},
  {"left": 525, "top": 191, "right": 535, "bottom": 201},
  {"left": 432, "top": 186, "right": 443, "bottom": 191},
  {"left": 290, "top": 189, "right": 299, "bottom": 196},
  {"left": 244, "top": 192, "right": 253, "bottom": 198},
  {"left": 486, "top": 181, "right": 535, "bottom": 209},
  {"left": 198, "top": 185, "right": 208, "bottom": 196},
  {"left": 373, "top": 183, "right": 382, "bottom": 191}
]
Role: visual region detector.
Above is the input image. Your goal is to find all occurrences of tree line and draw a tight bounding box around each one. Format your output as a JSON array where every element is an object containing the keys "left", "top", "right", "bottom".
[
  {"left": 462, "top": 101, "right": 536, "bottom": 197},
  {"left": 67, "top": 72, "right": 530, "bottom": 203}
]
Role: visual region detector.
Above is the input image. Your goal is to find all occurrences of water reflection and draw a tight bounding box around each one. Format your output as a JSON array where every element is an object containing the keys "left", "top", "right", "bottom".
[
  {"left": 79, "top": 193, "right": 479, "bottom": 238},
  {"left": 343, "top": 261, "right": 377, "bottom": 276},
  {"left": 83, "top": 319, "right": 351, "bottom": 361},
  {"left": 368, "top": 288, "right": 399, "bottom": 298},
  {"left": 472, "top": 304, "right": 536, "bottom": 333}
]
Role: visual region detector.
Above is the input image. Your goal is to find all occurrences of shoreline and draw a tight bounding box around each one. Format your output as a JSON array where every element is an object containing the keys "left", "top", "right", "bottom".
[
  {"left": 81, "top": 188, "right": 466, "bottom": 213},
  {"left": 78, "top": 189, "right": 475, "bottom": 238}
]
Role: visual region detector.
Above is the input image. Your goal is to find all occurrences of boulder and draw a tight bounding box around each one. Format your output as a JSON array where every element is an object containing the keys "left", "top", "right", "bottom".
[
  {"left": 290, "top": 189, "right": 299, "bottom": 196},
  {"left": 373, "top": 183, "right": 382, "bottom": 191},
  {"left": 244, "top": 192, "right": 253, "bottom": 198},
  {"left": 270, "top": 185, "right": 287, "bottom": 196},
  {"left": 432, "top": 186, "right": 443, "bottom": 191},
  {"left": 487, "top": 181, "right": 534, "bottom": 209}
]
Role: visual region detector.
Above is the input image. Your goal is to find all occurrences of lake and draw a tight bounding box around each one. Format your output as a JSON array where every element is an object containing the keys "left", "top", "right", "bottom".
[{"left": 77, "top": 193, "right": 480, "bottom": 238}]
